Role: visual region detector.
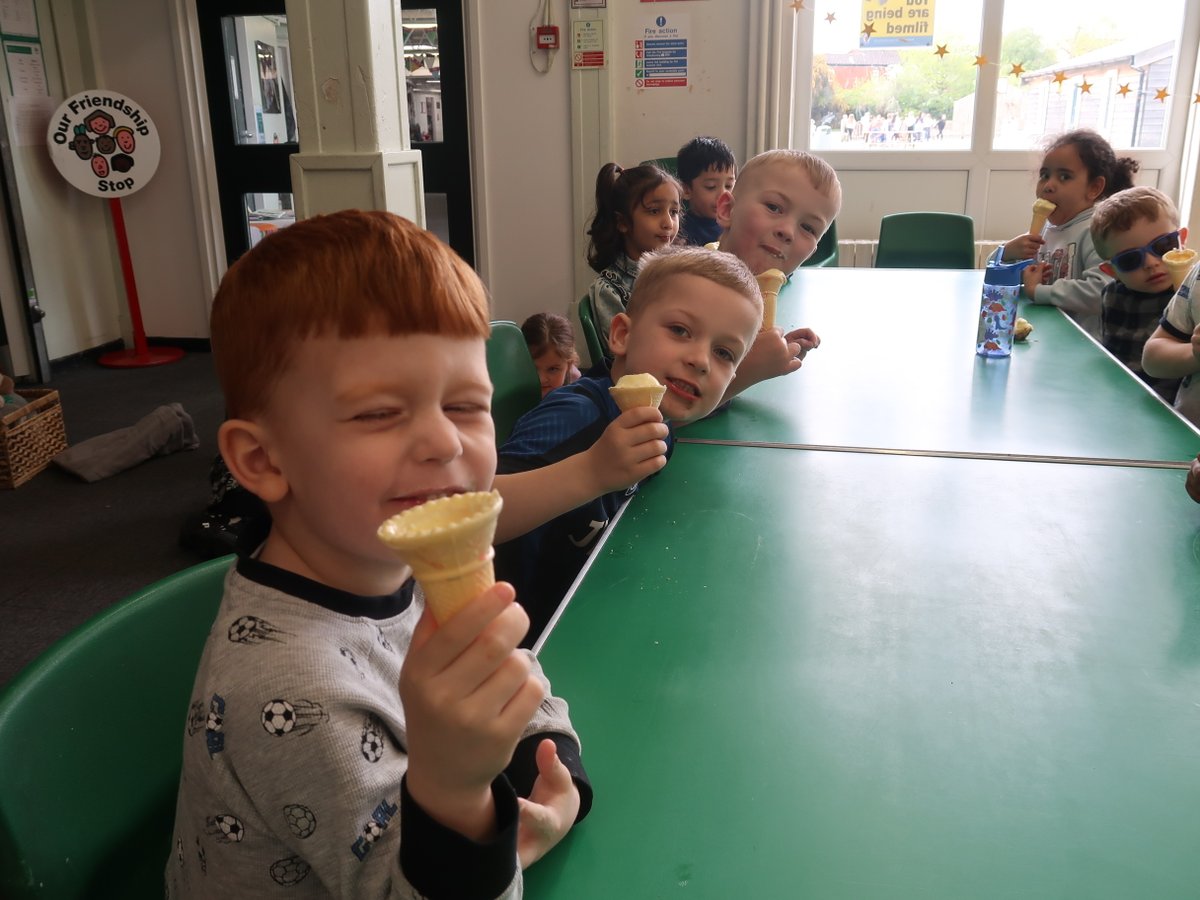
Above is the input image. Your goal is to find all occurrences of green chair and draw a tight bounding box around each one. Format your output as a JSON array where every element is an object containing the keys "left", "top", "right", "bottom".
[
  {"left": 639, "top": 156, "right": 678, "bottom": 176},
  {"left": 875, "top": 211, "right": 976, "bottom": 269},
  {"left": 486, "top": 320, "right": 542, "bottom": 444},
  {"left": 802, "top": 218, "right": 840, "bottom": 268},
  {"left": 576, "top": 295, "right": 607, "bottom": 371},
  {"left": 0, "top": 556, "right": 231, "bottom": 900}
]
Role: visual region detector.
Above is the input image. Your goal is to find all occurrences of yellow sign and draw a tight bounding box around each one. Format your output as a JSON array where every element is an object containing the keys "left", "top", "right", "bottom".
[{"left": 860, "top": 0, "right": 935, "bottom": 47}]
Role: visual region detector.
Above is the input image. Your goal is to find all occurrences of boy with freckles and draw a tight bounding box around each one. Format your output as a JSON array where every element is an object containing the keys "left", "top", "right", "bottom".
[
  {"left": 495, "top": 245, "right": 763, "bottom": 642},
  {"left": 168, "top": 210, "right": 590, "bottom": 900}
]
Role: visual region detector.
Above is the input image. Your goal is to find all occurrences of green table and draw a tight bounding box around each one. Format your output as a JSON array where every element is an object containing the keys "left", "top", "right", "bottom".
[
  {"left": 680, "top": 268, "right": 1199, "bottom": 464},
  {"left": 528, "top": 444, "right": 1200, "bottom": 898}
]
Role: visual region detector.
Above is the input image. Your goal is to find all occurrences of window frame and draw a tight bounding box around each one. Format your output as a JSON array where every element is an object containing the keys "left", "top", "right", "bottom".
[{"left": 757, "top": 0, "right": 1200, "bottom": 241}]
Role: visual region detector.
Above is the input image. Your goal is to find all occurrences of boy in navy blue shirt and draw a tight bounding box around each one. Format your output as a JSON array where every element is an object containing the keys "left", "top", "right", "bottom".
[
  {"left": 495, "top": 245, "right": 763, "bottom": 643},
  {"left": 676, "top": 136, "right": 737, "bottom": 246}
]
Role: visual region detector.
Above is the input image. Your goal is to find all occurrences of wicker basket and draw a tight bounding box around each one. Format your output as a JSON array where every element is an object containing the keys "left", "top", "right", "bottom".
[{"left": 0, "top": 389, "right": 68, "bottom": 489}]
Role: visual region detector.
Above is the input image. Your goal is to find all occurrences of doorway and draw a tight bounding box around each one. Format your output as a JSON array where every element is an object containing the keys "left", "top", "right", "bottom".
[
  {"left": 402, "top": 2, "right": 475, "bottom": 266},
  {"left": 196, "top": 0, "right": 296, "bottom": 266},
  {"left": 195, "top": 1, "right": 474, "bottom": 267}
]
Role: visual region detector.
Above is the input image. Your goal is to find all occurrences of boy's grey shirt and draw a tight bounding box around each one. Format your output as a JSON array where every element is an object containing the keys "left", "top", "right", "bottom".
[{"left": 167, "top": 561, "right": 585, "bottom": 900}]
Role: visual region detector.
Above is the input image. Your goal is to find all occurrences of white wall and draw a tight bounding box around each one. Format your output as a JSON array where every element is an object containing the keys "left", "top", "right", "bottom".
[
  {"left": 89, "top": 0, "right": 209, "bottom": 340},
  {"left": 0, "top": 0, "right": 125, "bottom": 371},
  {"left": 465, "top": 0, "right": 574, "bottom": 326},
  {"left": 467, "top": 0, "right": 748, "bottom": 327}
]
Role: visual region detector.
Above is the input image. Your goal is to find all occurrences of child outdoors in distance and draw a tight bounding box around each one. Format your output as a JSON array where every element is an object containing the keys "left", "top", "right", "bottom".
[
  {"left": 521, "top": 312, "right": 581, "bottom": 397},
  {"left": 496, "top": 245, "right": 763, "bottom": 643},
  {"left": 676, "top": 135, "right": 737, "bottom": 246},
  {"left": 584, "top": 163, "right": 682, "bottom": 361},
  {"left": 712, "top": 148, "right": 841, "bottom": 399},
  {"left": 997, "top": 128, "right": 1139, "bottom": 339},
  {"left": 1142, "top": 256, "right": 1200, "bottom": 426},
  {"left": 1090, "top": 186, "right": 1186, "bottom": 402},
  {"left": 169, "top": 210, "right": 590, "bottom": 900}
]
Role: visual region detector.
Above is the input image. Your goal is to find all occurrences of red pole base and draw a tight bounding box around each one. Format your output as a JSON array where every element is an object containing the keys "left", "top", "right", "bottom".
[{"left": 98, "top": 345, "right": 186, "bottom": 368}]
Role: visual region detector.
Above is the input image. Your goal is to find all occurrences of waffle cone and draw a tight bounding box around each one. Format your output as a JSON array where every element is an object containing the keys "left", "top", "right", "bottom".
[
  {"left": 609, "top": 381, "right": 666, "bottom": 411},
  {"left": 377, "top": 490, "right": 503, "bottom": 623},
  {"left": 1163, "top": 248, "right": 1197, "bottom": 291},
  {"left": 756, "top": 269, "right": 787, "bottom": 330},
  {"left": 1029, "top": 199, "right": 1056, "bottom": 235}
]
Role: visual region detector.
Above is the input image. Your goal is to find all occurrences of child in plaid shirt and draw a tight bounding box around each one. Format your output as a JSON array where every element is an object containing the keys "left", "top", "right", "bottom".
[{"left": 1090, "top": 186, "right": 1185, "bottom": 403}]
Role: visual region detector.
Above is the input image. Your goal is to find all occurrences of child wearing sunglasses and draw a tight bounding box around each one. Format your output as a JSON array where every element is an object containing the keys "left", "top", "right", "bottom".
[
  {"left": 996, "top": 129, "right": 1139, "bottom": 340},
  {"left": 1090, "top": 186, "right": 1186, "bottom": 403}
]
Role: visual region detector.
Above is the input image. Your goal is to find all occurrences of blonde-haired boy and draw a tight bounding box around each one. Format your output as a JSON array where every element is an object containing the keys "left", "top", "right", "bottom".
[
  {"left": 495, "top": 244, "right": 762, "bottom": 641},
  {"left": 713, "top": 149, "right": 842, "bottom": 398},
  {"left": 1091, "top": 186, "right": 1186, "bottom": 401},
  {"left": 170, "top": 210, "right": 590, "bottom": 900}
]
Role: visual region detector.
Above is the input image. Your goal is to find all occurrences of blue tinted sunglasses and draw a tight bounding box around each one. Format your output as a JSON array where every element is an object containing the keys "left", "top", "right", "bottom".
[{"left": 1109, "top": 230, "right": 1181, "bottom": 273}]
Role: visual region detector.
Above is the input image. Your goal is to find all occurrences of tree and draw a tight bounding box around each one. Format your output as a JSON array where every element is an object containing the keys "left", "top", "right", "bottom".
[
  {"left": 891, "top": 43, "right": 976, "bottom": 118},
  {"left": 1000, "top": 28, "right": 1056, "bottom": 73},
  {"left": 810, "top": 57, "right": 842, "bottom": 122}
]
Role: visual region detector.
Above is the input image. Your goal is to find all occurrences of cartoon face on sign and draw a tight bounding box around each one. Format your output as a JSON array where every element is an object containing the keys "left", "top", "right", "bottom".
[
  {"left": 47, "top": 91, "right": 161, "bottom": 199},
  {"left": 85, "top": 110, "right": 115, "bottom": 135},
  {"left": 113, "top": 127, "right": 135, "bottom": 153}
]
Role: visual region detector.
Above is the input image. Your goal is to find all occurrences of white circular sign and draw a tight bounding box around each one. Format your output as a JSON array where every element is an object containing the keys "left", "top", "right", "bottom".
[{"left": 46, "top": 90, "right": 160, "bottom": 198}]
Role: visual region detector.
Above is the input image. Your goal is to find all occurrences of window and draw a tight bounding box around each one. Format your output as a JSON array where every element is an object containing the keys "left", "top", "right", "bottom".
[
  {"left": 993, "top": 0, "right": 1185, "bottom": 150},
  {"left": 808, "top": 0, "right": 1187, "bottom": 153}
]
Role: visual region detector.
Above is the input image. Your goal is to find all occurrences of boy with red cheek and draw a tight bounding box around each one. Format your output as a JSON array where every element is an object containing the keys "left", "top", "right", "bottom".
[{"left": 712, "top": 149, "right": 841, "bottom": 402}]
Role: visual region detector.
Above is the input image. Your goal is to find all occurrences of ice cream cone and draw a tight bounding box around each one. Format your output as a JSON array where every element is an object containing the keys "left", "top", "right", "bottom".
[
  {"left": 756, "top": 268, "right": 787, "bottom": 330},
  {"left": 608, "top": 373, "right": 666, "bottom": 411},
  {"left": 1163, "top": 248, "right": 1198, "bottom": 291},
  {"left": 377, "top": 490, "right": 503, "bottom": 623},
  {"left": 1029, "top": 198, "right": 1056, "bottom": 235}
]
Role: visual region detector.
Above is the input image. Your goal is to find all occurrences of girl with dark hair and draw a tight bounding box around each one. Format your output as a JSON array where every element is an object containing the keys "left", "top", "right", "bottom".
[
  {"left": 584, "top": 163, "right": 682, "bottom": 359},
  {"left": 521, "top": 312, "right": 581, "bottom": 396},
  {"left": 996, "top": 128, "right": 1140, "bottom": 339}
]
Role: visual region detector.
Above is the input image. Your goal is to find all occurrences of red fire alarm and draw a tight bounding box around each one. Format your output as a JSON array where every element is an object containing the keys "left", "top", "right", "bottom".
[{"left": 535, "top": 25, "right": 560, "bottom": 50}]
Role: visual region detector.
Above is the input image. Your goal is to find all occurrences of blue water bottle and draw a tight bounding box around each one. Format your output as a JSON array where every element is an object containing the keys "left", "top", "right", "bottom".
[{"left": 976, "top": 257, "right": 1034, "bottom": 358}]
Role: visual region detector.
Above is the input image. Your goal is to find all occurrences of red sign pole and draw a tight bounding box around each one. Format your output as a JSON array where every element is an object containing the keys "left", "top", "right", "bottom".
[{"left": 98, "top": 197, "right": 183, "bottom": 368}]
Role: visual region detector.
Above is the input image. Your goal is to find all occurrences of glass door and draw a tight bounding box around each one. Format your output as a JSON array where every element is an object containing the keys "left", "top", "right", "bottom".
[
  {"left": 197, "top": 0, "right": 295, "bottom": 265},
  {"left": 401, "top": 2, "right": 474, "bottom": 266}
]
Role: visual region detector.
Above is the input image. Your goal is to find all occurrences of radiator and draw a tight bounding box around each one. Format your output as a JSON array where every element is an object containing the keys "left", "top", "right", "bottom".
[{"left": 836, "top": 240, "right": 1006, "bottom": 268}]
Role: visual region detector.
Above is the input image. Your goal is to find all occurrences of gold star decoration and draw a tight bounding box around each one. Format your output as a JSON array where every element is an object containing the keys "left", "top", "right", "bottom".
[
  {"left": 1116, "top": 83, "right": 1131, "bottom": 98},
  {"left": 862, "top": 22, "right": 876, "bottom": 38},
  {"left": 825, "top": 12, "right": 836, "bottom": 23},
  {"left": 790, "top": 0, "right": 806, "bottom": 10},
  {"left": 1079, "top": 79, "right": 1092, "bottom": 94},
  {"left": 973, "top": 55, "right": 988, "bottom": 68},
  {"left": 1155, "top": 87, "right": 1169, "bottom": 102},
  {"left": 1194, "top": 92, "right": 1200, "bottom": 105},
  {"left": 1052, "top": 71, "right": 1068, "bottom": 87},
  {"left": 934, "top": 44, "right": 949, "bottom": 59},
  {"left": 1008, "top": 62, "right": 1025, "bottom": 77}
]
